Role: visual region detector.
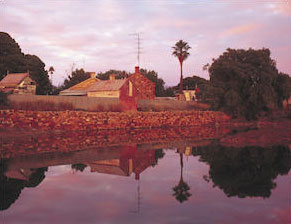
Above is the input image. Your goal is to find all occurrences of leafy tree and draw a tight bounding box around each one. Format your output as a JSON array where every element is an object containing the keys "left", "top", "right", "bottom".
[
  {"left": 71, "top": 164, "right": 87, "bottom": 172},
  {"left": 0, "top": 32, "right": 52, "bottom": 95},
  {"left": 207, "top": 48, "right": 291, "bottom": 119},
  {"left": 25, "top": 54, "right": 52, "bottom": 95},
  {"left": 171, "top": 75, "right": 211, "bottom": 101},
  {"left": 192, "top": 144, "right": 290, "bottom": 198},
  {"left": 59, "top": 68, "right": 91, "bottom": 91},
  {"left": 172, "top": 40, "right": 191, "bottom": 93},
  {"left": 0, "top": 166, "right": 48, "bottom": 210},
  {"left": 139, "top": 68, "right": 167, "bottom": 97},
  {"left": 96, "top": 69, "right": 129, "bottom": 80}
]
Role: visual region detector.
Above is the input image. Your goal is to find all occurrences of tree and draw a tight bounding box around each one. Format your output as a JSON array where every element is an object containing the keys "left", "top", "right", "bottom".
[
  {"left": 140, "top": 68, "right": 167, "bottom": 97},
  {"left": 192, "top": 144, "right": 290, "bottom": 198},
  {"left": 172, "top": 40, "right": 191, "bottom": 93},
  {"left": 172, "top": 150, "right": 191, "bottom": 203},
  {"left": 171, "top": 75, "right": 211, "bottom": 101},
  {"left": 59, "top": 68, "right": 91, "bottom": 91},
  {"left": 0, "top": 32, "right": 52, "bottom": 95},
  {"left": 207, "top": 48, "right": 291, "bottom": 119}
]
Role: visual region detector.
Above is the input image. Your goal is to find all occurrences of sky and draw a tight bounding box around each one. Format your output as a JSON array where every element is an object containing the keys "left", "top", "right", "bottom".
[{"left": 1, "top": 0, "right": 290, "bottom": 86}]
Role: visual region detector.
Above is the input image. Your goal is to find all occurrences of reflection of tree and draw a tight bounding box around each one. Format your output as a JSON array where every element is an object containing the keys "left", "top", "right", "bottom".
[
  {"left": 173, "top": 152, "right": 191, "bottom": 203},
  {"left": 192, "top": 144, "right": 290, "bottom": 198},
  {"left": 154, "top": 149, "right": 165, "bottom": 166},
  {"left": 71, "top": 164, "right": 87, "bottom": 172},
  {"left": 0, "top": 162, "right": 48, "bottom": 211}
]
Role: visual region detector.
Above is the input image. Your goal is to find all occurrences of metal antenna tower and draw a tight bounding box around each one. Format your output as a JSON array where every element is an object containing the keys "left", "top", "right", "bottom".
[{"left": 130, "top": 32, "right": 143, "bottom": 67}]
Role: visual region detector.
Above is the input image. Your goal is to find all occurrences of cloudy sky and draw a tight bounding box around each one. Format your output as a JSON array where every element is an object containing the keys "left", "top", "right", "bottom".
[{"left": 1, "top": 0, "right": 290, "bottom": 86}]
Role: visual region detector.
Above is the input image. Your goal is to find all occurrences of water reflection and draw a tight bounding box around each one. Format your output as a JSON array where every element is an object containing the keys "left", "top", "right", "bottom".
[
  {"left": 172, "top": 149, "right": 192, "bottom": 203},
  {"left": 0, "top": 124, "right": 290, "bottom": 223},
  {"left": 0, "top": 163, "right": 47, "bottom": 210},
  {"left": 192, "top": 144, "right": 290, "bottom": 198}
]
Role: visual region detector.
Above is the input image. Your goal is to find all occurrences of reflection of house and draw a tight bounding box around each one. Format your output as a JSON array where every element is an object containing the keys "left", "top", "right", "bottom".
[
  {"left": 0, "top": 73, "right": 36, "bottom": 94},
  {"left": 59, "top": 72, "right": 100, "bottom": 96},
  {"left": 87, "top": 145, "right": 156, "bottom": 180},
  {"left": 59, "top": 67, "right": 155, "bottom": 100}
]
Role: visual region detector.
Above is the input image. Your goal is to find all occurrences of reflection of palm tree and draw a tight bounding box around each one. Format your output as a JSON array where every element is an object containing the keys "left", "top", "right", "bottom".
[{"left": 172, "top": 152, "right": 191, "bottom": 203}]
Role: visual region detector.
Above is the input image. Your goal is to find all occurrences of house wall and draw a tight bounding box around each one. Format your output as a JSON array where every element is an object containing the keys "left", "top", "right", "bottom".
[
  {"left": 119, "top": 80, "right": 138, "bottom": 111},
  {"left": 13, "top": 77, "right": 36, "bottom": 95},
  {"left": 88, "top": 91, "right": 120, "bottom": 98},
  {"left": 128, "top": 73, "right": 155, "bottom": 100}
]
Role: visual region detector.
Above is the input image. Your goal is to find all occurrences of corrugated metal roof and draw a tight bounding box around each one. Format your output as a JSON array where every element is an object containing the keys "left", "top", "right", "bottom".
[
  {"left": 59, "top": 77, "right": 100, "bottom": 95},
  {"left": 0, "top": 73, "right": 29, "bottom": 87},
  {"left": 88, "top": 79, "right": 126, "bottom": 92}
]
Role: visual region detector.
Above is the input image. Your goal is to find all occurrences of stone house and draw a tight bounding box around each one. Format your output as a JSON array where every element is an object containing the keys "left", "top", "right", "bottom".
[
  {"left": 60, "top": 67, "right": 155, "bottom": 100},
  {"left": 0, "top": 73, "right": 36, "bottom": 94},
  {"left": 128, "top": 66, "right": 155, "bottom": 100}
]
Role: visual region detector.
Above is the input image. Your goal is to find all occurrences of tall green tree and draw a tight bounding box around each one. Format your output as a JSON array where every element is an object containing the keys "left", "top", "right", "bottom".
[
  {"left": 172, "top": 40, "right": 191, "bottom": 93},
  {"left": 59, "top": 68, "right": 91, "bottom": 91},
  {"left": 0, "top": 32, "right": 52, "bottom": 95},
  {"left": 207, "top": 48, "right": 290, "bottom": 119}
]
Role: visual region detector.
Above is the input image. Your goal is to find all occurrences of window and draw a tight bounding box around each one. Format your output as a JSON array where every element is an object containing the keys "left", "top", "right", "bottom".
[{"left": 129, "top": 81, "right": 133, "bottom": 96}]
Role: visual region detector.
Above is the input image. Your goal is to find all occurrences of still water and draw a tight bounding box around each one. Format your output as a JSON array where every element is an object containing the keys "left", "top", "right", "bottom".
[{"left": 1, "top": 124, "right": 290, "bottom": 224}]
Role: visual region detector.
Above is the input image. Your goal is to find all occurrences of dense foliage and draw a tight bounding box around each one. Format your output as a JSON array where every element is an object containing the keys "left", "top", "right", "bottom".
[
  {"left": 192, "top": 144, "right": 290, "bottom": 198},
  {"left": 0, "top": 32, "right": 52, "bottom": 95},
  {"left": 60, "top": 68, "right": 91, "bottom": 90},
  {"left": 170, "top": 75, "right": 211, "bottom": 101},
  {"left": 207, "top": 48, "right": 291, "bottom": 119}
]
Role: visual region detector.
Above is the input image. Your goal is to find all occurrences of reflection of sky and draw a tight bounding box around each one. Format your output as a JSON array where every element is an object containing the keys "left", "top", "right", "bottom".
[
  {"left": 2, "top": 150, "right": 290, "bottom": 224},
  {"left": 1, "top": 1, "right": 290, "bottom": 86}
]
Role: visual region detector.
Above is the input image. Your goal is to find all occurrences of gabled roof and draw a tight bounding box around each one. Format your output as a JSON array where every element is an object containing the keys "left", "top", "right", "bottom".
[
  {"left": 0, "top": 73, "right": 29, "bottom": 88},
  {"left": 59, "top": 77, "right": 100, "bottom": 96},
  {"left": 88, "top": 79, "right": 127, "bottom": 92},
  {"left": 128, "top": 72, "right": 155, "bottom": 86}
]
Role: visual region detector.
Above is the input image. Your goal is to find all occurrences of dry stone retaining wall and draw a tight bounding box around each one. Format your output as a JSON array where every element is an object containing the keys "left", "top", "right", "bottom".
[{"left": 0, "top": 110, "right": 231, "bottom": 131}]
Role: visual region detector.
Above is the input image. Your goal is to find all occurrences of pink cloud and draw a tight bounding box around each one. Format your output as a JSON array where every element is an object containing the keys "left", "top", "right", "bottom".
[{"left": 221, "top": 24, "right": 259, "bottom": 37}]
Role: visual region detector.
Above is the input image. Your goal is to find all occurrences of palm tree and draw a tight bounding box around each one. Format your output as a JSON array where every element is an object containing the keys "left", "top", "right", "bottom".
[
  {"left": 172, "top": 40, "right": 191, "bottom": 93},
  {"left": 172, "top": 151, "right": 191, "bottom": 203}
]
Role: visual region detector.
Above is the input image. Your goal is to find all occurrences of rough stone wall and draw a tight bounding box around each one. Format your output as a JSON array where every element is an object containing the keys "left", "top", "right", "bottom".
[
  {"left": 128, "top": 73, "right": 155, "bottom": 100},
  {"left": 0, "top": 110, "right": 231, "bottom": 131}
]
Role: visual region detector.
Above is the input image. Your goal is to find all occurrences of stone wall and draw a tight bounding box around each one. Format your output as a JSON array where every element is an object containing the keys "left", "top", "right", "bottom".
[{"left": 0, "top": 110, "right": 231, "bottom": 131}]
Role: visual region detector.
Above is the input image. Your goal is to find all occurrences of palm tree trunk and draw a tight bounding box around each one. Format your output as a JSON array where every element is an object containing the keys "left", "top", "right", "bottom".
[
  {"left": 180, "top": 153, "right": 183, "bottom": 182},
  {"left": 180, "top": 61, "right": 183, "bottom": 94}
]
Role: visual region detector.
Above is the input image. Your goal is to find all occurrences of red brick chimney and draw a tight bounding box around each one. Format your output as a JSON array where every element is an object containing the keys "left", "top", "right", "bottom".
[
  {"left": 109, "top": 74, "right": 116, "bottom": 81},
  {"left": 135, "top": 66, "right": 139, "bottom": 74}
]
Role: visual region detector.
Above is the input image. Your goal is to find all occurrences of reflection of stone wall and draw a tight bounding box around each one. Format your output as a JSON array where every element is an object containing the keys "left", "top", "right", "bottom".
[
  {"left": 1, "top": 126, "right": 231, "bottom": 159},
  {"left": 0, "top": 110, "right": 230, "bottom": 131}
]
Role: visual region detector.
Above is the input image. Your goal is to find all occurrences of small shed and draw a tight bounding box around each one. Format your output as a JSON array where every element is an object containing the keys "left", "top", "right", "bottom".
[{"left": 0, "top": 73, "right": 36, "bottom": 94}]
